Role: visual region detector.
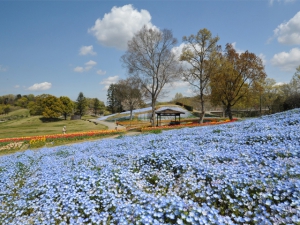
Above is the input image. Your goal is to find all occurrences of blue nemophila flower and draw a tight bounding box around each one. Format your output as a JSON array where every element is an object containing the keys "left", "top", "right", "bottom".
[{"left": 0, "top": 109, "right": 300, "bottom": 224}]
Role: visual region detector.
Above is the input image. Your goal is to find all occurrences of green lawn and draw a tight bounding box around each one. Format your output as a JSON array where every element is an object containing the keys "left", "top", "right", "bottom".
[{"left": 0, "top": 113, "right": 107, "bottom": 139}]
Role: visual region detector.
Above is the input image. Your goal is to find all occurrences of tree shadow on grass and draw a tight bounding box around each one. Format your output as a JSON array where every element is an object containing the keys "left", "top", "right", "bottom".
[{"left": 39, "top": 117, "right": 64, "bottom": 123}]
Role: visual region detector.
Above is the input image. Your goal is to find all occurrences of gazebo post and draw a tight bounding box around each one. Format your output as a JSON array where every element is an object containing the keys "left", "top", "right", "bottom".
[{"left": 160, "top": 115, "right": 162, "bottom": 126}]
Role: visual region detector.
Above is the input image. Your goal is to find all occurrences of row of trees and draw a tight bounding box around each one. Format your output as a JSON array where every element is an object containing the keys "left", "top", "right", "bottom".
[
  {"left": 173, "top": 68, "right": 300, "bottom": 117},
  {"left": 106, "top": 77, "right": 146, "bottom": 120},
  {"left": 120, "top": 26, "right": 267, "bottom": 123},
  {"left": 2, "top": 27, "right": 299, "bottom": 123},
  {"left": 0, "top": 92, "right": 105, "bottom": 120},
  {"left": 33, "top": 93, "right": 105, "bottom": 119},
  {"left": 261, "top": 66, "right": 300, "bottom": 112}
]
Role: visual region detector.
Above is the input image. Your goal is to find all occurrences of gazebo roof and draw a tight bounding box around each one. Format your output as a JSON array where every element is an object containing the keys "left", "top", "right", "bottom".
[{"left": 155, "top": 108, "right": 186, "bottom": 116}]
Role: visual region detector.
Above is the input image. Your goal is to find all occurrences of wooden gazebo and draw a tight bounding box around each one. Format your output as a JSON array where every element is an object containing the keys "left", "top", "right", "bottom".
[{"left": 155, "top": 108, "right": 185, "bottom": 126}]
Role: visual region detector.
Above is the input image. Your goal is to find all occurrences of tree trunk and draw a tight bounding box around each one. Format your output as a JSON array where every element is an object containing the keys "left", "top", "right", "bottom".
[
  {"left": 199, "top": 111, "right": 205, "bottom": 123},
  {"left": 227, "top": 105, "right": 233, "bottom": 120},
  {"left": 199, "top": 96, "right": 205, "bottom": 123},
  {"left": 130, "top": 110, "right": 133, "bottom": 120},
  {"left": 151, "top": 101, "right": 156, "bottom": 127}
]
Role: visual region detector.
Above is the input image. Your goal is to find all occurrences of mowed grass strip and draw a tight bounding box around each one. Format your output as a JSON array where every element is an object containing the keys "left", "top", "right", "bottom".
[{"left": 0, "top": 113, "right": 107, "bottom": 139}]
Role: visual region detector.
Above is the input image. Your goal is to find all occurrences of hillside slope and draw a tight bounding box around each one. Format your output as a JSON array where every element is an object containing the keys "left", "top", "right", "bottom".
[{"left": 0, "top": 109, "right": 299, "bottom": 224}]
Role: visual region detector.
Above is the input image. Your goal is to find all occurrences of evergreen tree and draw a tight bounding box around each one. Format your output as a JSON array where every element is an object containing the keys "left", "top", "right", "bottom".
[
  {"left": 76, "top": 92, "right": 87, "bottom": 118},
  {"left": 107, "top": 84, "right": 122, "bottom": 113},
  {"left": 93, "top": 98, "right": 105, "bottom": 116}
]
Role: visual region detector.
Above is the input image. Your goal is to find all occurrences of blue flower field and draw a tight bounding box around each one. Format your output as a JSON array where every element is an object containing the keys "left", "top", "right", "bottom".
[{"left": 0, "top": 109, "right": 300, "bottom": 224}]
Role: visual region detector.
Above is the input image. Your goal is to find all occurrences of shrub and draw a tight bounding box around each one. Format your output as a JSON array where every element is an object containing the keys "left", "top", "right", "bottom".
[{"left": 183, "top": 104, "right": 193, "bottom": 111}]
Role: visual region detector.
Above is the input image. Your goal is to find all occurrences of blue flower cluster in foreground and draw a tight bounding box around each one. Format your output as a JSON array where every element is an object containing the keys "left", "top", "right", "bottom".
[{"left": 1, "top": 109, "right": 300, "bottom": 225}]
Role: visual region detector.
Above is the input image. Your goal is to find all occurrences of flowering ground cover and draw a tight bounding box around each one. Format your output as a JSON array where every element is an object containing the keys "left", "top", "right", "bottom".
[
  {"left": 0, "top": 109, "right": 300, "bottom": 224},
  {"left": 141, "top": 119, "right": 235, "bottom": 132},
  {"left": 0, "top": 129, "right": 126, "bottom": 152}
]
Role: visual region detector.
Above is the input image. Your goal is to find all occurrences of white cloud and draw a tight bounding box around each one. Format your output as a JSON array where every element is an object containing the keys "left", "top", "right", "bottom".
[
  {"left": 0, "top": 65, "right": 8, "bottom": 72},
  {"left": 74, "top": 60, "right": 97, "bottom": 72},
  {"left": 88, "top": 4, "right": 156, "bottom": 50},
  {"left": 171, "top": 43, "right": 194, "bottom": 70},
  {"left": 14, "top": 85, "right": 20, "bottom": 88},
  {"left": 274, "top": 82, "right": 286, "bottom": 86},
  {"left": 258, "top": 53, "right": 267, "bottom": 66},
  {"left": 269, "top": 0, "right": 295, "bottom": 5},
  {"left": 85, "top": 60, "right": 97, "bottom": 67},
  {"left": 100, "top": 75, "right": 119, "bottom": 89},
  {"left": 28, "top": 82, "right": 52, "bottom": 91},
  {"left": 171, "top": 43, "right": 186, "bottom": 61},
  {"left": 79, "top": 45, "right": 96, "bottom": 55},
  {"left": 166, "top": 80, "right": 190, "bottom": 89},
  {"left": 271, "top": 47, "right": 300, "bottom": 71},
  {"left": 274, "top": 11, "right": 300, "bottom": 45},
  {"left": 231, "top": 42, "right": 244, "bottom": 54},
  {"left": 74, "top": 66, "right": 84, "bottom": 73},
  {"left": 97, "top": 69, "right": 106, "bottom": 75},
  {"left": 85, "top": 60, "right": 97, "bottom": 71}
]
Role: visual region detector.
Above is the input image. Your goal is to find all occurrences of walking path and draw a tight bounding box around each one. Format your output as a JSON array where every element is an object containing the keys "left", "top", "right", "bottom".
[
  {"left": 88, "top": 119, "right": 125, "bottom": 130},
  {"left": 88, "top": 119, "right": 141, "bottom": 137}
]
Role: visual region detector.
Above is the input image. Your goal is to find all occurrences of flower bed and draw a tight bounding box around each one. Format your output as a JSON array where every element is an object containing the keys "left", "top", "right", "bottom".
[
  {"left": 141, "top": 119, "right": 236, "bottom": 132},
  {"left": 0, "top": 109, "right": 299, "bottom": 224},
  {"left": 0, "top": 129, "right": 126, "bottom": 150}
]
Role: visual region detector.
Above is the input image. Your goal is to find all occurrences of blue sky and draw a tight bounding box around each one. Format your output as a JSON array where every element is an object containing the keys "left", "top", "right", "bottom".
[{"left": 1, "top": 0, "right": 300, "bottom": 103}]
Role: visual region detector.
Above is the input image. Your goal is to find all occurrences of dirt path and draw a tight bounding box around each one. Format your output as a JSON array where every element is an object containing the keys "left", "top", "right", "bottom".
[{"left": 88, "top": 119, "right": 126, "bottom": 131}]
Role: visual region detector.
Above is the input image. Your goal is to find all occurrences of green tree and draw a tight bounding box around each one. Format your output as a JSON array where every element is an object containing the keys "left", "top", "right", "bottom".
[
  {"left": 76, "top": 92, "right": 87, "bottom": 118},
  {"left": 60, "top": 96, "right": 74, "bottom": 120},
  {"left": 121, "top": 26, "right": 181, "bottom": 126},
  {"left": 26, "top": 94, "right": 35, "bottom": 102},
  {"left": 15, "top": 94, "right": 22, "bottom": 103},
  {"left": 92, "top": 98, "right": 105, "bottom": 116},
  {"left": 3, "top": 105, "right": 10, "bottom": 114},
  {"left": 210, "top": 44, "right": 267, "bottom": 120},
  {"left": 260, "top": 78, "right": 282, "bottom": 114},
  {"left": 172, "top": 93, "right": 184, "bottom": 103},
  {"left": 16, "top": 97, "right": 29, "bottom": 108},
  {"left": 107, "top": 84, "right": 122, "bottom": 114},
  {"left": 42, "top": 95, "right": 63, "bottom": 119},
  {"left": 180, "top": 28, "right": 220, "bottom": 123},
  {"left": 28, "top": 94, "right": 51, "bottom": 116},
  {"left": 2, "top": 94, "right": 15, "bottom": 105},
  {"left": 283, "top": 93, "right": 300, "bottom": 110}
]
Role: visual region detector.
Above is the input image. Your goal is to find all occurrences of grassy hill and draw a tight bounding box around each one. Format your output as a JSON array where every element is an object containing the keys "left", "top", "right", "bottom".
[{"left": 0, "top": 109, "right": 106, "bottom": 139}]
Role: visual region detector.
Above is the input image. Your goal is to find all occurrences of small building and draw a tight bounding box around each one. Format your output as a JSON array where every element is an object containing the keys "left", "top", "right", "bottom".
[{"left": 155, "top": 108, "right": 185, "bottom": 126}]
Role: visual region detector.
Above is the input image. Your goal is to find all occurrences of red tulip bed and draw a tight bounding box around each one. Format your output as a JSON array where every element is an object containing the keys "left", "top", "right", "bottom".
[
  {"left": 141, "top": 119, "right": 238, "bottom": 133},
  {"left": 0, "top": 129, "right": 126, "bottom": 151}
]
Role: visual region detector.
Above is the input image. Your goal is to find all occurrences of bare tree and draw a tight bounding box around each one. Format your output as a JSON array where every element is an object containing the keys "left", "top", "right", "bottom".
[
  {"left": 290, "top": 65, "right": 300, "bottom": 94},
  {"left": 116, "top": 77, "right": 144, "bottom": 120},
  {"left": 180, "top": 28, "right": 220, "bottom": 123},
  {"left": 121, "top": 26, "right": 181, "bottom": 126}
]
